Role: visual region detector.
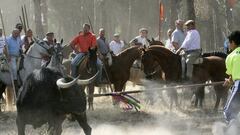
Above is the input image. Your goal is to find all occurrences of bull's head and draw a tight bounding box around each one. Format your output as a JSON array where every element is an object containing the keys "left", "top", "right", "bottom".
[{"left": 56, "top": 70, "right": 99, "bottom": 88}]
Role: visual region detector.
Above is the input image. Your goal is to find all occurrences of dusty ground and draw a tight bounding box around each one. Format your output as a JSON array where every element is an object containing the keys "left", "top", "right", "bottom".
[{"left": 0, "top": 81, "right": 229, "bottom": 135}]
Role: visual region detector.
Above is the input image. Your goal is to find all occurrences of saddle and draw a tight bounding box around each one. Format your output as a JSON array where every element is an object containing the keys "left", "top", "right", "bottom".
[{"left": 180, "top": 50, "right": 202, "bottom": 80}]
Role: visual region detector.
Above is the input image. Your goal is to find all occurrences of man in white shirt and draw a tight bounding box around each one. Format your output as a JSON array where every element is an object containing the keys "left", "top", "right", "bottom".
[
  {"left": 171, "top": 19, "right": 185, "bottom": 50},
  {"left": 109, "top": 33, "right": 124, "bottom": 55},
  {"left": 165, "top": 28, "right": 174, "bottom": 51},
  {"left": 176, "top": 20, "right": 201, "bottom": 80},
  {"left": 130, "top": 28, "right": 150, "bottom": 47}
]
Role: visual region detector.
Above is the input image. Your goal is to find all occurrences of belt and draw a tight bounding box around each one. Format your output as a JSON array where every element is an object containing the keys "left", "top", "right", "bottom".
[{"left": 185, "top": 49, "right": 201, "bottom": 54}]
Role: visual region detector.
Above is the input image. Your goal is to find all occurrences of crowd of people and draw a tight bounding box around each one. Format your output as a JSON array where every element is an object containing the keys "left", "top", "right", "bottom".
[{"left": 0, "top": 19, "right": 240, "bottom": 126}]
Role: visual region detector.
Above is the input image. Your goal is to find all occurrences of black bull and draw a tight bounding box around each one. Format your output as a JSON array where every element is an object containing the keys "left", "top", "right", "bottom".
[{"left": 16, "top": 68, "right": 91, "bottom": 135}]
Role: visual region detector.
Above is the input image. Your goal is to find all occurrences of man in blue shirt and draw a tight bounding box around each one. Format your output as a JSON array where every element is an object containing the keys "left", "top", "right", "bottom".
[
  {"left": 97, "top": 28, "right": 109, "bottom": 56},
  {"left": 6, "top": 29, "right": 23, "bottom": 88}
]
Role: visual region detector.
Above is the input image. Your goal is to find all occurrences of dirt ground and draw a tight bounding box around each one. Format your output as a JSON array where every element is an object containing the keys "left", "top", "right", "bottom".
[{"left": 0, "top": 81, "right": 230, "bottom": 135}]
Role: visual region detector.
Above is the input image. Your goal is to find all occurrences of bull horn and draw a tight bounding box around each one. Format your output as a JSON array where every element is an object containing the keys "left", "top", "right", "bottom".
[
  {"left": 56, "top": 70, "right": 99, "bottom": 88},
  {"left": 77, "top": 70, "right": 99, "bottom": 85},
  {"left": 56, "top": 75, "right": 80, "bottom": 88}
]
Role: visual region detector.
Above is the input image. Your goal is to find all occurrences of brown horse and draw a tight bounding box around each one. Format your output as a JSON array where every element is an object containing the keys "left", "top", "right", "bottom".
[
  {"left": 59, "top": 48, "right": 98, "bottom": 110},
  {"left": 149, "top": 38, "right": 165, "bottom": 46},
  {"left": 77, "top": 48, "right": 99, "bottom": 110},
  {"left": 141, "top": 45, "right": 228, "bottom": 110},
  {"left": 129, "top": 39, "right": 165, "bottom": 86},
  {"left": 103, "top": 46, "right": 142, "bottom": 93}
]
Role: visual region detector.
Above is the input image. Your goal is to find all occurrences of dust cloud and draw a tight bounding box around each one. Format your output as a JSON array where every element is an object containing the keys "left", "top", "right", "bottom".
[{"left": 0, "top": 80, "right": 233, "bottom": 135}]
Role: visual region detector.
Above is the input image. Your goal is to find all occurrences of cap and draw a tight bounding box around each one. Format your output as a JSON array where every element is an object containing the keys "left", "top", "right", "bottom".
[
  {"left": 114, "top": 33, "right": 120, "bottom": 37},
  {"left": 46, "top": 32, "right": 54, "bottom": 36},
  {"left": 175, "top": 19, "right": 184, "bottom": 25},
  {"left": 139, "top": 28, "right": 148, "bottom": 32},
  {"left": 15, "top": 23, "right": 23, "bottom": 29},
  {"left": 184, "top": 20, "right": 195, "bottom": 26},
  {"left": 83, "top": 23, "right": 90, "bottom": 28}
]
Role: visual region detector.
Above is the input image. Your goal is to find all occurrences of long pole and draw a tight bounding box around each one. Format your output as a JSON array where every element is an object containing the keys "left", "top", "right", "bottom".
[
  {"left": 24, "top": 4, "right": 29, "bottom": 29},
  {"left": 21, "top": 6, "right": 27, "bottom": 33},
  {"left": 0, "top": 9, "right": 17, "bottom": 100},
  {"left": 159, "top": 0, "right": 162, "bottom": 40},
  {"left": 87, "top": 16, "right": 94, "bottom": 34},
  {"left": 87, "top": 15, "right": 114, "bottom": 92}
]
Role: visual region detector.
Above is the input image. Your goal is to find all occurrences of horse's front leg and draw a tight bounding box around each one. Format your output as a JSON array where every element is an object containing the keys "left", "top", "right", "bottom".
[{"left": 87, "top": 84, "right": 95, "bottom": 110}]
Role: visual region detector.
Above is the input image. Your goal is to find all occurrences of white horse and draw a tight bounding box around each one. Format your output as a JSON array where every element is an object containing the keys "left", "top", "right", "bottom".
[
  {"left": 19, "top": 39, "right": 53, "bottom": 82},
  {"left": 0, "top": 39, "right": 52, "bottom": 110}
]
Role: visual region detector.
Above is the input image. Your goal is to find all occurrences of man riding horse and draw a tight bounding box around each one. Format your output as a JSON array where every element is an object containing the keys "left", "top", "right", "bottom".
[
  {"left": 130, "top": 28, "right": 151, "bottom": 47},
  {"left": 176, "top": 20, "right": 201, "bottom": 81},
  {"left": 41, "top": 32, "right": 55, "bottom": 67},
  {"left": 69, "top": 23, "right": 102, "bottom": 83}
]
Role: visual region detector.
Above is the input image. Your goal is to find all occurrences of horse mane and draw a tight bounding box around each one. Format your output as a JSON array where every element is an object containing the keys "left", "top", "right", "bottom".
[
  {"left": 148, "top": 45, "right": 177, "bottom": 57},
  {"left": 117, "top": 46, "right": 139, "bottom": 56},
  {"left": 202, "top": 52, "right": 227, "bottom": 59}
]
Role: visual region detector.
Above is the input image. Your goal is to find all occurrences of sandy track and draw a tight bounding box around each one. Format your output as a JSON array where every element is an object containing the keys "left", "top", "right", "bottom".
[{"left": 0, "top": 82, "right": 227, "bottom": 135}]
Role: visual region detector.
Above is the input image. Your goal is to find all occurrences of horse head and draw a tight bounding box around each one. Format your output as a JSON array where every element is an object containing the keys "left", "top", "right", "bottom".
[
  {"left": 141, "top": 48, "right": 160, "bottom": 77},
  {"left": 103, "top": 51, "right": 113, "bottom": 66},
  {"left": 149, "top": 38, "right": 164, "bottom": 46},
  {"left": 87, "top": 47, "right": 98, "bottom": 74},
  {"left": 47, "top": 39, "right": 64, "bottom": 71},
  {"left": 30, "top": 37, "right": 54, "bottom": 57},
  {"left": 56, "top": 47, "right": 99, "bottom": 89}
]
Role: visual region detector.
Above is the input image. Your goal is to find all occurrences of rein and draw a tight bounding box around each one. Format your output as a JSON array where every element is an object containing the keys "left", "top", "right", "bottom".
[{"left": 24, "top": 54, "right": 43, "bottom": 60}]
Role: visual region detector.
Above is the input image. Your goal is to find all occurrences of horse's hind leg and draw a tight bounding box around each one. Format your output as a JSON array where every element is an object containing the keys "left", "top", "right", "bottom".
[
  {"left": 75, "top": 112, "right": 92, "bottom": 135},
  {"left": 194, "top": 95, "right": 198, "bottom": 107},
  {"left": 214, "top": 96, "right": 221, "bottom": 111},
  {"left": 87, "top": 85, "right": 94, "bottom": 110},
  {"left": 199, "top": 87, "right": 205, "bottom": 108}
]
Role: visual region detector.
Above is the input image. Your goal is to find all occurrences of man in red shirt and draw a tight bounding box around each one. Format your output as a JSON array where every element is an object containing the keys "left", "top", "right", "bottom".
[{"left": 69, "top": 23, "right": 102, "bottom": 78}]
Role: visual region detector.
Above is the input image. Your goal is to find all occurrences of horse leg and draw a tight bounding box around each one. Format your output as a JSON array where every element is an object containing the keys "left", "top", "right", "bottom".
[
  {"left": 112, "top": 82, "right": 125, "bottom": 105},
  {"left": 16, "top": 114, "right": 26, "bottom": 135},
  {"left": 0, "top": 83, "right": 6, "bottom": 112},
  {"left": 214, "top": 96, "right": 220, "bottom": 111},
  {"left": 5, "top": 86, "right": 14, "bottom": 111},
  {"left": 194, "top": 94, "right": 198, "bottom": 108},
  {"left": 87, "top": 85, "right": 94, "bottom": 110},
  {"left": 199, "top": 87, "right": 205, "bottom": 108},
  {"left": 75, "top": 112, "right": 92, "bottom": 135}
]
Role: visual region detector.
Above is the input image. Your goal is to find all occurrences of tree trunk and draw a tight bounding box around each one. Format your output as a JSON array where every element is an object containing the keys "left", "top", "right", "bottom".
[
  {"left": 186, "top": 0, "right": 196, "bottom": 20},
  {"left": 33, "top": 0, "right": 44, "bottom": 38},
  {"left": 210, "top": 0, "right": 224, "bottom": 50},
  {"left": 225, "top": 0, "right": 233, "bottom": 34},
  {"left": 41, "top": 0, "right": 48, "bottom": 34},
  {"left": 127, "top": 0, "right": 132, "bottom": 41},
  {"left": 169, "top": 0, "right": 178, "bottom": 29}
]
